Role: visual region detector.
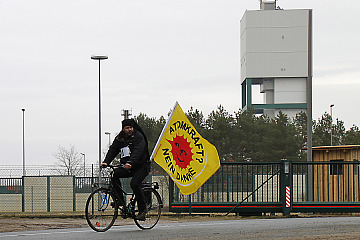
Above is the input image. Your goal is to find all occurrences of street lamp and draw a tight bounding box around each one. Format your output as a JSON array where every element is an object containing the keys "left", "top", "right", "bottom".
[
  {"left": 22, "top": 109, "right": 26, "bottom": 176},
  {"left": 330, "top": 104, "right": 335, "bottom": 146},
  {"left": 105, "top": 132, "right": 111, "bottom": 147},
  {"left": 91, "top": 55, "right": 108, "bottom": 180},
  {"left": 80, "top": 153, "right": 86, "bottom": 177}
]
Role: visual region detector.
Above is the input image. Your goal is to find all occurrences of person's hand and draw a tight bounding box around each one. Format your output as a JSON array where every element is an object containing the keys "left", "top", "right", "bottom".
[
  {"left": 101, "top": 162, "right": 108, "bottom": 168},
  {"left": 125, "top": 163, "right": 132, "bottom": 169}
]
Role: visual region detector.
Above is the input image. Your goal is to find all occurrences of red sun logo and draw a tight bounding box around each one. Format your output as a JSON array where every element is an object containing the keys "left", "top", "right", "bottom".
[{"left": 167, "top": 135, "right": 194, "bottom": 170}]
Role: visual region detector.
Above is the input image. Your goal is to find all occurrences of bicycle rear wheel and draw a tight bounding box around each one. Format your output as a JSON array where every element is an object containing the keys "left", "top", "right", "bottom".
[
  {"left": 134, "top": 188, "right": 162, "bottom": 230},
  {"left": 85, "top": 188, "right": 118, "bottom": 232}
]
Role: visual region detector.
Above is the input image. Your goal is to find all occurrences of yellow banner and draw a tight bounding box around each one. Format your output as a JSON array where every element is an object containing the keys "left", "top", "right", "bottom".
[{"left": 152, "top": 102, "right": 220, "bottom": 195}]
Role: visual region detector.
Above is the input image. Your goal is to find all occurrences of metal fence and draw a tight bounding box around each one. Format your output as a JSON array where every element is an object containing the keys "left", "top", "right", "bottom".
[
  {"left": 0, "top": 174, "right": 166, "bottom": 213},
  {"left": 171, "top": 162, "right": 281, "bottom": 204},
  {"left": 170, "top": 161, "right": 360, "bottom": 214},
  {"left": 0, "top": 178, "right": 22, "bottom": 194},
  {"left": 2, "top": 161, "right": 360, "bottom": 214}
]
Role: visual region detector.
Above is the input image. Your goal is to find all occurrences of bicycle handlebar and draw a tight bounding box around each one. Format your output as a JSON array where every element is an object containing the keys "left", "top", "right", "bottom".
[{"left": 101, "top": 163, "right": 129, "bottom": 172}]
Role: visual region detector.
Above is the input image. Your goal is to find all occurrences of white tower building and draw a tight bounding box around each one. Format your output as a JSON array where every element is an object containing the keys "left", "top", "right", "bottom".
[{"left": 240, "top": 1, "right": 312, "bottom": 119}]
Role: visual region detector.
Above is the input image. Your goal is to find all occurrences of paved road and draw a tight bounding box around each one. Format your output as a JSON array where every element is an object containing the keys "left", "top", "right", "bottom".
[{"left": 0, "top": 217, "right": 360, "bottom": 240}]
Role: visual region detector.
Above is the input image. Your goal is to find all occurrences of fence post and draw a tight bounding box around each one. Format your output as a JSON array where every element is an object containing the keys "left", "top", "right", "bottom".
[
  {"left": 22, "top": 176, "right": 25, "bottom": 212},
  {"left": 73, "top": 176, "right": 76, "bottom": 212},
  {"left": 47, "top": 176, "right": 50, "bottom": 212},
  {"left": 169, "top": 177, "right": 174, "bottom": 212},
  {"left": 91, "top": 164, "right": 94, "bottom": 192},
  {"left": 280, "top": 159, "right": 292, "bottom": 216},
  {"left": 189, "top": 194, "right": 192, "bottom": 215}
]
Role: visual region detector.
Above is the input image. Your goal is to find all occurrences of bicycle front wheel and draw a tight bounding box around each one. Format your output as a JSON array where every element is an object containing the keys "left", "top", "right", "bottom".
[
  {"left": 134, "top": 188, "right": 162, "bottom": 230},
  {"left": 85, "top": 188, "right": 118, "bottom": 232}
]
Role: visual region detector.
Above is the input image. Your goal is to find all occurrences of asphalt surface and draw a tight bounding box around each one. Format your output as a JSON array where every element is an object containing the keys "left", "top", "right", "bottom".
[{"left": 0, "top": 217, "right": 360, "bottom": 239}]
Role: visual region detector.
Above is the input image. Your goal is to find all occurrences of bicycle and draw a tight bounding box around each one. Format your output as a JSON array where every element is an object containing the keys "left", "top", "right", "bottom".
[{"left": 85, "top": 164, "right": 163, "bottom": 232}]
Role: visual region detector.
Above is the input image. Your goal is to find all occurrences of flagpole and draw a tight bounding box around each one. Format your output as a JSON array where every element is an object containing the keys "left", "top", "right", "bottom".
[{"left": 150, "top": 101, "right": 178, "bottom": 160}]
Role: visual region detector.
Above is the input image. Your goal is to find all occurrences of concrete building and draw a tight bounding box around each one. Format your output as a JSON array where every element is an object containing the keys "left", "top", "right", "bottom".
[{"left": 240, "top": 1, "right": 312, "bottom": 119}]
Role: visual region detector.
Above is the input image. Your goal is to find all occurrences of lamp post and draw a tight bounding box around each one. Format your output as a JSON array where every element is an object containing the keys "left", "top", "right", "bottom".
[
  {"left": 330, "top": 104, "right": 334, "bottom": 146},
  {"left": 22, "top": 109, "right": 26, "bottom": 176},
  {"left": 91, "top": 55, "right": 108, "bottom": 183},
  {"left": 105, "top": 132, "right": 111, "bottom": 147},
  {"left": 80, "top": 153, "right": 86, "bottom": 177}
]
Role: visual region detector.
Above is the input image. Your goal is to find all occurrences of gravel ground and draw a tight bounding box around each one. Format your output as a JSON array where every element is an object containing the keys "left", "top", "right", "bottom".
[
  {"left": 0, "top": 218, "right": 88, "bottom": 233},
  {"left": 0, "top": 214, "right": 241, "bottom": 233}
]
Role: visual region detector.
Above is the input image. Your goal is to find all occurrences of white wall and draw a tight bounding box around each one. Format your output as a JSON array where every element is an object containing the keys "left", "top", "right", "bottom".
[
  {"left": 241, "top": 9, "right": 311, "bottom": 81},
  {"left": 274, "top": 78, "right": 307, "bottom": 104}
]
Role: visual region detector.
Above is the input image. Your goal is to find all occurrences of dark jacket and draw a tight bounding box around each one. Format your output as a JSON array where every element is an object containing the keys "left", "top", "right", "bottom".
[{"left": 103, "top": 129, "right": 150, "bottom": 168}]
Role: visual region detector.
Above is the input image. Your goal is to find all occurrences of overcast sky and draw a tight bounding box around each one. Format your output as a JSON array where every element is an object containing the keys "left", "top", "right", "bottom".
[{"left": 1, "top": 0, "right": 359, "bottom": 167}]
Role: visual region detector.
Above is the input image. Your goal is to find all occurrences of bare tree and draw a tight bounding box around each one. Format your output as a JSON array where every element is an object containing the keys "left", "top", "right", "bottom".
[{"left": 53, "top": 145, "right": 83, "bottom": 176}]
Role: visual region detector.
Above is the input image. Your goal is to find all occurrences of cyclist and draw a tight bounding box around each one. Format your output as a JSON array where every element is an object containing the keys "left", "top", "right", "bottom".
[{"left": 101, "top": 119, "right": 150, "bottom": 220}]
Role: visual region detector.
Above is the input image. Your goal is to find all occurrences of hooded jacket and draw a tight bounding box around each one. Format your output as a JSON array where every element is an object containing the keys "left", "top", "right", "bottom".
[{"left": 103, "top": 129, "right": 150, "bottom": 168}]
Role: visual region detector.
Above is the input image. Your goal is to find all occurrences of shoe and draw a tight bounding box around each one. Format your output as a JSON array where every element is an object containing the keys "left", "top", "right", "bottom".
[{"left": 135, "top": 209, "right": 148, "bottom": 221}]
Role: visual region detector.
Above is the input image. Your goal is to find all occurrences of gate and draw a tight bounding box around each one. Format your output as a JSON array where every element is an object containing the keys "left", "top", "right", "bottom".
[
  {"left": 169, "top": 162, "right": 283, "bottom": 214},
  {"left": 169, "top": 160, "right": 360, "bottom": 214}
]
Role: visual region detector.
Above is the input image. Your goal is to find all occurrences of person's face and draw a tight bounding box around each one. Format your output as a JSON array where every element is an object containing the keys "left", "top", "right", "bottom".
[{"left": 123, "top": 126, "right": 134, "bottom": 136}]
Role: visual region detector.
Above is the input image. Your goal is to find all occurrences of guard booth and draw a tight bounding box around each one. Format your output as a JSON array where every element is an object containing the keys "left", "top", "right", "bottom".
[{"left": 312, "top": 145, "right": 360, "bottom": 202}]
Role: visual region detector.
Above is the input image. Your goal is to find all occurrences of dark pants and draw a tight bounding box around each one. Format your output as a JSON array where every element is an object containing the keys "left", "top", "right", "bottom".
[{"left": 111, "top": 165, "right": 150, "bottom": 211}]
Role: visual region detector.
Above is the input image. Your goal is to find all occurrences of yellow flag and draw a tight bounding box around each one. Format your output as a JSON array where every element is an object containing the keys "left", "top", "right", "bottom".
[{"left": 151, "top": 102, "right": 220, "bottom": 195}]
